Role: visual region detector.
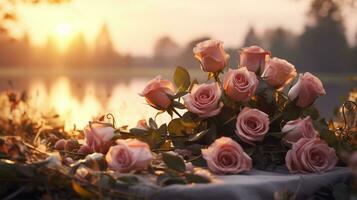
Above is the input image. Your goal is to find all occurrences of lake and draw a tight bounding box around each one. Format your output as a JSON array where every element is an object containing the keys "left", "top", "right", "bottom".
[{"left": 0, "top": 67, "right": 355, "bottom": 131}]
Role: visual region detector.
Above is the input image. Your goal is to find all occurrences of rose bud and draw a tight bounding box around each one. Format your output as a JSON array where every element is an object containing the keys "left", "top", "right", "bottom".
[
  {"left": 235, "top": 108, "right": 270, "bottom": 145},
  {"left": 54, "top": 139, "right": 66, "bottom": 150},
  {"left": 193, "top": 39, "right": 230, "bottom": 73},
  {"left": 262, "top": 57, "right": 297, "bottom": 89},
  {"left": 84, "top": 122, "right": 115, "bottom": 154},
  {"left": 202, "top": 137, "right": 252, "bottom": 174},
  {"left": 239, "top": 45, "right": 270, "bottom": 73},
  {"left": 63, "top": 157, "right": 75, "bottom": 165},
  {"left": 183, "top": 82, "right": 223, "bottom": 118},
  {"left": 106, "top": 139, "right": 153, "bottom": 173},
  {"left": 286, "top": 138, "right": 337, "bottom": 173},
  {"left": 64, "top": 139, "right": 78, "bottom": 151},
  {"left": 282, "top": 116, "right": 319, "bottom": 144},
  {"left": 223, "top": 67, "right": 259, "bottom": 102},
  {"left": 136, "top": 119, "right": 149, "bottom": 130},
  {"left": 288, "top": 72, "right": 326, "bottom": 108},
  {"left": 139, "top": 76, "right": 176, "bottom": 110},
  {"left": 78, "top": 145, "right": 91, "bottom": 155}
]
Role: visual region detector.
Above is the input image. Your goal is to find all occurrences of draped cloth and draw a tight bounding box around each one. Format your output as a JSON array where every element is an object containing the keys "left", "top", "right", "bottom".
[{"left": 129, "top": 167, "right": 352, "bottom": 200}]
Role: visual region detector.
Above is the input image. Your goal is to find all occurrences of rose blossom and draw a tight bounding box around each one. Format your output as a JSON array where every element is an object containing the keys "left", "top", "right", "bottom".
[
  {"left": 262, "top": 57, "right": 297, "bottom": 89},
  {"left": 235, "top": 108, "right": 270, "bottom": 145},
  {"left": 239, "top": 45, "right": 270, "bottom": 73},
  {"left": 223, "top": 67, "right": 259, "bottom": 102},
  {"left": 84, "top": 122, "right": 115, "bottom": 154},
  {"left": 288, "top": 72, "right": 326, "bottom": 108},
  {"left": 136, "top": 119, "right": 149, "bottom": 130},
  {"left": 182, "top": 82, "right": 223, "bottom": 118},
  {"left": 193, "top": 39, "right": 230, "bottom": 72},
  {"left": 282, "top": 116, "right": 319, "bottom": 144},
  {"left": 202, "top": 137, "right": 252, "bottom": 174},
  {"left": 106, "top": 139, "right": 153, "bottom": 173},
  {"left": 286, "top": 138, "right": 337, "bottom": 173},
  {"left": 139, "top": 76, "right": 176, "bottom": 110}
]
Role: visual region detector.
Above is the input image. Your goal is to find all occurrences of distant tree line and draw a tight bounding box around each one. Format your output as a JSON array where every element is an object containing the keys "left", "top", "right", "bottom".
[
  {"left": 150, "top": 0, "right": 357, "bottom": 73},
  {"left": 0, "top": 0, "right": 356, "bottom": 73},
  {"left": 0, "top": 24, "right": 131, "bottom": 68}
]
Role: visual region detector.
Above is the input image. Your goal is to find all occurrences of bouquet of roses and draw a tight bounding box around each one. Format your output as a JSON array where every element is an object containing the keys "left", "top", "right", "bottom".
[
  {"left": 132, "top": 39, "right": 340, "bottom": 175},
  {"left": 63, "top": 39, "right": 355, "bottom": 181}
]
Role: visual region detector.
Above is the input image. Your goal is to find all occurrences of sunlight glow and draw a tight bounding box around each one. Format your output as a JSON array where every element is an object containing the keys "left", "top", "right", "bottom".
[
  {"left": 55, "top": 23, "right": 73, "bottom": 38},
  {"left": 53, "top": 22, "right": 75, "bottom": 50}
]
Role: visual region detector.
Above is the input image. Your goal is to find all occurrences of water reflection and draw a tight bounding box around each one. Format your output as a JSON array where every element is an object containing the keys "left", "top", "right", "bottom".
[{"left": 26, "top": 76, "right": 168, "bottom": 131}]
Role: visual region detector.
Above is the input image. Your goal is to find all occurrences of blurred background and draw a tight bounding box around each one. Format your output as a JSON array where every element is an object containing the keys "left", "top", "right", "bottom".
[{"left": 0, "top": 0, "right": 356, "bottom": 130}]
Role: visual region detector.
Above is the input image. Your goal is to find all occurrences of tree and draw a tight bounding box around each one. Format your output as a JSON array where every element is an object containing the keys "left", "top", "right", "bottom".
[
  {"left": 265, "top": 27, "right": 297, "bottom": 62},
  {"left": 297, "top": 0, "right": 349, "bottom": 72},
  {"left": 242, "top": 27, "right": 262, "bottom": 47},
  {"left": 153, "top": 36, "right": 180, "bottom": 68},
  {"left": 93, "top": 24, "right": 120, "bottom": 67},
  {"left": 64, "top": 32, "right": 89, "bottom": 67}
]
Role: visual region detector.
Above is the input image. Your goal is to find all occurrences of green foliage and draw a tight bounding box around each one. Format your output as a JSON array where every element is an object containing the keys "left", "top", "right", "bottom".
[
  {"left": 173, "top": 66, "right": 191, "bottom": 92},
  {"left": 162, "top": 152, "right": 186, "bottom": 172}
]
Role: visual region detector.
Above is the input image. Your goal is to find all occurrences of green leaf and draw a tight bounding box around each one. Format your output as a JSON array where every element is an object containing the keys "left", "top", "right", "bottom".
[
  {"left": 129, "top": 128, "right": 149, "bottom": 135},
  {"left": 167, "top": 118, "right": 185, "bottom": 136},
  {"left": 188, "top": 79, "right": 198, "bottom": 92},
  {"left": 157, "top": 173, "right": 187, "bottom": 186},
  {"left": 319, "top": 129, "right": 338, "bottom": 146},
  {"left": 244, "top": 147, "right": 255, "bottom": 156},
  {"left": 185, "top": 174, "right": 210, "bottom": 184},
  {"left": 158, "top": 124, "right": 167, "bottom": 136},
  {"left": 162, "top": 152, "right": 186, "bottom": 172},
  {"left": 269, "top": 132, "right": 284, "bottom": 139},
  {"left": 256, "top": 79, "right": 268, "bottom": 93},
  {"left": 149, "top": 118, "right": 158, "bottom": 129},
  {"left": 172, "top": 101, "right": 186, "bottom": 109},
  {"left": 190, "top": 155, "right": 207, "bottom": 167},
  {"left": 173, "top": 91, "right": 188, "bottom": 99},
  {"left": 188, "top": 129, "right": 210, "bottom": 142},
  {"left": 117, "top": 175, "right": 139, "bottom": 186},
  {"left": 174, "top": 66, "right": 191, "bottom": 91},
  {"left": 302, "top": 106, "right": 320, "bottom": 120},
  {"left": 96, "top": 174, "right": 115, "bottom": 188}
]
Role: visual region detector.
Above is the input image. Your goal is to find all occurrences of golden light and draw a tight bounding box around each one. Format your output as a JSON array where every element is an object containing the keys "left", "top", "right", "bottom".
[
  {"left": 53, "top": 22, "right": 75, "bottom": 50},
  {"left": 55, "top": 23, "right": 73, "bottom": 38}
]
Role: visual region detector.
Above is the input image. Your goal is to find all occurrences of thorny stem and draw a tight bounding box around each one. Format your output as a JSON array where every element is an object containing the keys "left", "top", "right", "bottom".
[{"left": 172, "top": 108, "right": 182, "bottom": 118}]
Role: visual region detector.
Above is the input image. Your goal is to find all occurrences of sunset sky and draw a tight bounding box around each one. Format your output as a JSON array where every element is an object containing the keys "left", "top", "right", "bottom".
[{"left": 17, "top": 0, "right": 357, "bottom": 56}]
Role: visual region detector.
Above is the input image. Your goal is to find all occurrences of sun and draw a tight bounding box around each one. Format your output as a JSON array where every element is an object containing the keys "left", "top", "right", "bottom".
[
  {"left": 53, "top": 22, "right": 75, "bottom": 50},
  {"left": 55, "top": 23, "right": 73, "bottom": 38}
]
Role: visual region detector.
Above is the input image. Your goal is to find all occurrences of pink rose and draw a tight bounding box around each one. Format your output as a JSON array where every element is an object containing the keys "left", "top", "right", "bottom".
[
  {"left": 182, "top": 82, "right": 223, "bottom": 118},
  {"left": 282, "top": 116, "right": 319, "bottom": 144},
  {"left": 140, "top": 76, "right": 176, "bottom": 110},
  {"left": 288, "top": 72, "right": 326, "bottom": 108},
  {"left": 202, "top": 137, "right": 252, "bottom": 174},
  {"left": 262, "top": 57, "right": 297, "bottom": 89},
  {"left": 193, "top": 39, "right": 230, "bottom": 72},
  {"left": 223, "top": 67, "right": 259, "bottom": 102},
  {"left": 235, "top": 108, "right": 270, "bottom": 145},
  {"left": 239, "top": 45, "right": 270, "bottom": 73},
  {"left": 286, "top": 138, "right": 337, "bottom": 173},
  {"left": 136, "top": 119, "right": 149, "bottom": 130},
  {"left": 84, "top": 122, "right": 115, "bottom": 154},
  {"left": 106, "top": 139, "right": 153, "bottom": 173}
]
